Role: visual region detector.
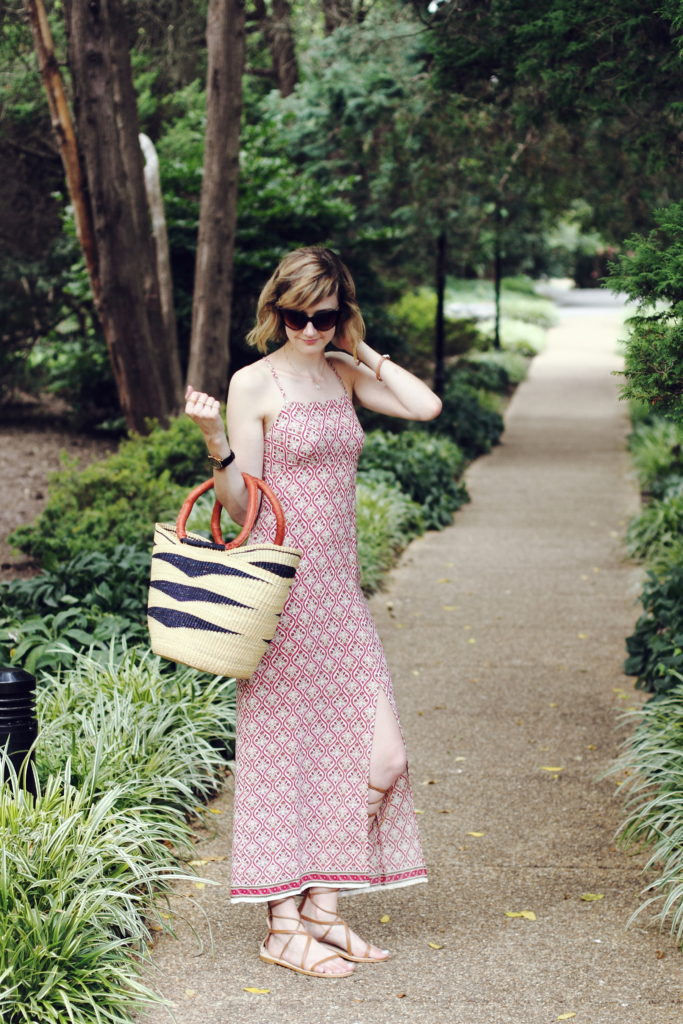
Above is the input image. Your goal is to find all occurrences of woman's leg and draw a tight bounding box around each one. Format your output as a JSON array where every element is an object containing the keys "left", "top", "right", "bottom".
[
  {"left": 261, "top": 895, "right": 354, "bottom": 977},
  {"left": 368, "top": 687, "right": 407, "bottom": 818},
  {"left": 299, "top": 888, "right": 390, "bottom": 962},
  {"left": 299, "top": 691, "right": 405, "bottom": 963}
]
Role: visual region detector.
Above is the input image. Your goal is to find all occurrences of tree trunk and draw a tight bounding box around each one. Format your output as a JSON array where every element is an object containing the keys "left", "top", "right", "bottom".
[
  {"left": 268, "top": 0, "right": 297, "bottom": 97},
  {"left": 187, "top": 0, "right": 246, "bottom": 399},
  {"left": 434, "top": 230, "right": 447, "bottom": 397},
  {"left": 322, "top": 0, "right": 354, "bottom": 34},
  {"left": 22, "top": 0, "right": 99, "bottom": 299},
  {"left": 493, "top": 200, "right": 502, "bottom": 351},
  {"left": 63, "top": 0, "right": 182, "bottom": 432},
  {"left": 140, "top": 134, "right": 179, "bottom": 381}
]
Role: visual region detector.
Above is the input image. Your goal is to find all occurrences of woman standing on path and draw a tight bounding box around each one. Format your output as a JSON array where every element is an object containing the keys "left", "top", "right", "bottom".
[{"left": 186, "top": 247, "right": 441, "bottom": 978}]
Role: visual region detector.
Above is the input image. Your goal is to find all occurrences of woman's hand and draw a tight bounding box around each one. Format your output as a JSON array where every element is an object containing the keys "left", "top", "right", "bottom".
[{"left": 185, "top": 385, "right": 225, "bottom": 442}]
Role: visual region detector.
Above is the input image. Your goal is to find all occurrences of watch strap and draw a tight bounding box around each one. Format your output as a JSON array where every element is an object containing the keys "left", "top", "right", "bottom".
[{"left": 208, "top": 450, "right": 235, "bottom": 470}]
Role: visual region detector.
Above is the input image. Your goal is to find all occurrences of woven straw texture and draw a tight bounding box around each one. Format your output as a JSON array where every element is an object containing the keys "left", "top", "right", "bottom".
[{"left": 148, "top": 524, "right": 302, "bottom": 678}]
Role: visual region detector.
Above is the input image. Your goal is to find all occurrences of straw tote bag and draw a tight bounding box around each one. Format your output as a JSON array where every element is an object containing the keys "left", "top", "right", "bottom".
[{"left": 148, "top": 474, "right": 302, "bottom": 678}]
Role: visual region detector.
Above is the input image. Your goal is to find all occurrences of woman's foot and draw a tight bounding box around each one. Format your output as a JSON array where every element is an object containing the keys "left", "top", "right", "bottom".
[
  {"left": 260, "top": 897, "right": 354, "bottom": 978},
  {"left": 299, "top": 890, "right": 390, "bottom": 963}
]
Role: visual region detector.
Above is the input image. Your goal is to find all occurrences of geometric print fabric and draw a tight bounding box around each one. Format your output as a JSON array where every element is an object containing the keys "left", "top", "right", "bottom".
[{"left": 230, "top": 360, "right": 427, "bottom": 902}]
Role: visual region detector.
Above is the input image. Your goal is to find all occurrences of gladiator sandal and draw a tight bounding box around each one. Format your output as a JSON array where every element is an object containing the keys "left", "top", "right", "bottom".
[
  {"left": 259, "top": 899, "right": 354, "bottom": 978},
  {"left": 299, "top": 892, "right": 390, "bottom": 964}
]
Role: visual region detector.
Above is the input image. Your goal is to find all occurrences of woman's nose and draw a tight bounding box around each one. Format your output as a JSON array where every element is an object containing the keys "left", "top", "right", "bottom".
[{"left": 302, "top": 319, "right": 317, "bottom": 336}]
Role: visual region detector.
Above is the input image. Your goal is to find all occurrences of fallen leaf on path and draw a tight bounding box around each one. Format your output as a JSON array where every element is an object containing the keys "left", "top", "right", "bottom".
[
  {"left": 437, "top": 577, "right": 451, "bottom": 583},
  {"left": 415, "top": 809, "right": 425, "bottom": 814},
  {"left": 184, "top": 989, "right": 197, "bottom": 998},
  {"left": 467, "top": 831, "right": 485, "bottom": 837},
  {"left": 428, "top": 941, "right": 444, "bottom": 949},
  {"left": 577, "top": 633, "right": 588, "bottom": 639},
  {"left": 442, "top": 605, "right": 458, "bottom": 611},
  {"left": 193, "top": 883, "right": 206, "bottom": 890},
  {"left": 539, "top": 766, "right": 564, "bottom": 773},
  {"left": 580, "top": 893, "right": 604, "bottom": 902},
  {"left": 379, "top": 914, "right": 391, "bottom": 923},
  {"left": 505, "top": 910, "right": 536, "bottom": 921},
  {"left": 244, "top": 988, "right": 270, "bottom": 994},
  {"left": 412, "top": 670, "right": 420, "bottom": 676},
  {"left": 468, "top": 637, "right": 477, "bottom": 644},
  {"left": 208, "top": 808, "right": 222, "bottom": 815},
  {"left": 396, "top": 993, "right": 407, "bottom": 998},
  {"left": 556, "top": 1014, "right": 577, "bottom": 1021}
]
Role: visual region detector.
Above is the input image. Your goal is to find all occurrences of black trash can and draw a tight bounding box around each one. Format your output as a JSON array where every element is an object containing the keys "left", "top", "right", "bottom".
[{"left": 0, "top": 666, "right": 38, "bottom": 796}]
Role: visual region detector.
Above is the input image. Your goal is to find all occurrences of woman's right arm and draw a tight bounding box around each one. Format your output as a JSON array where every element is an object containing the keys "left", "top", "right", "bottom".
[{"left": 185, "top": 368, "right": 265, "bottom": 525}]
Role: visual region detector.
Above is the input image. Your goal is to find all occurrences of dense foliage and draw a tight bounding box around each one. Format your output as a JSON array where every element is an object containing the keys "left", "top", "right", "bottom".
[
  {"left": 609, "top": 203, "right": 683, "bottom": 418},
  {"left": 0, "top": 647, "right": 235, "bottom": 1024}
]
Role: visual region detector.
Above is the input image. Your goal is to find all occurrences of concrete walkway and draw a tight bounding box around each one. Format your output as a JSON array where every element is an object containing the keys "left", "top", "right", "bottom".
[{"left": 140, "top": 305, "right": 683, "bottom": 1024}]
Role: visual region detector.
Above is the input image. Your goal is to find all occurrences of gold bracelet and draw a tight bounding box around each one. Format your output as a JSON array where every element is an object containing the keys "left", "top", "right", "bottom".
[{"left": 375, "top": 354, "right": 391, "bottom": 381}]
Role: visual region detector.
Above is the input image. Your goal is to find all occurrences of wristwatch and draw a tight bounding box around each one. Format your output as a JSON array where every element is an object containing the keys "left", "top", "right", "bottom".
[{"left": 207, "top": 450, "right": 235, "bottom": 471}]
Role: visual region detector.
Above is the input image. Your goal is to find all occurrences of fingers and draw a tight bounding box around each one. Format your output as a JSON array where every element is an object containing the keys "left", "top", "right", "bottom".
[{"left": 185, "top": 388, "right": 220, "bottom": 413}]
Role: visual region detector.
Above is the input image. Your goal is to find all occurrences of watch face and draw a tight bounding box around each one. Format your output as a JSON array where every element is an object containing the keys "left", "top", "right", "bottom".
[{"left": 208, "top": 455, "right": 222, "bottom": 468}]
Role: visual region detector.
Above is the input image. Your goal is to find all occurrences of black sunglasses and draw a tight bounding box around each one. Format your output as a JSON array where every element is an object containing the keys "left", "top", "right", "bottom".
[{"left": 278, "top": 307, "right": 340, "bottom": 332}]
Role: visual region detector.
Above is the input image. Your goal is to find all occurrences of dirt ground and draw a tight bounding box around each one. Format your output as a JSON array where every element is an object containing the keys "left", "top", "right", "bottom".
[{"left": 0, "top": 398, "right": 117, "bottom": 581}]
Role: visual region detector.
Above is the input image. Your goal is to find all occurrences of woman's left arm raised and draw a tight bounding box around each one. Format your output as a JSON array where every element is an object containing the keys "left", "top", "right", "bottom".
[{"left": 331, "top": 339, "right": 442, "bottom": 421}]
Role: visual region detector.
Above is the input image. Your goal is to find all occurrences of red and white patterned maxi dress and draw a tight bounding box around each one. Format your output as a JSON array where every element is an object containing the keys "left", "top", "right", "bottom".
[{"left": 229, "top": 358, "right": 427, "bottom": 902}]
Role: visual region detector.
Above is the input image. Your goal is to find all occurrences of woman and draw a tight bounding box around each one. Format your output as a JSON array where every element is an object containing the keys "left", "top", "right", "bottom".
[{"left": 186, "top": 247, "right": 441, "bottom": 979}]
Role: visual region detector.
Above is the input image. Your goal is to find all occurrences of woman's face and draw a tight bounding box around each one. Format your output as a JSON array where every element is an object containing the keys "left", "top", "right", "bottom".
[{"left": 281, "top": 290, "right": 340, "bottom": 353}]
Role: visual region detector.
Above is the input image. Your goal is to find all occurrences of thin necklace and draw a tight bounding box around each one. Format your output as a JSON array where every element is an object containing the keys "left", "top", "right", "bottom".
[{"left": 283, "top": 348, "right": 327, "bottom": 391}]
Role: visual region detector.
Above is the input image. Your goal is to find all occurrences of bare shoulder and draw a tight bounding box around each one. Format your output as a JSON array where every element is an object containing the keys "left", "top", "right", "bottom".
[
  {"left": 228, "top": 359, "right": 274, "bottom": 407},
  {"left": 326, "top": 351, "right": 357, "bottom": 388}
]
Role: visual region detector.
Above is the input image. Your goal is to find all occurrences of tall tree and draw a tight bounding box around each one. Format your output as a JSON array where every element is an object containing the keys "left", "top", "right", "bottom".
[
  {"left": 251, "top": 0, "right": 298, "bottom": 96},
  {"left": 25, "top": 0, "right": 185, "bottom": 432},
  {"left": 187, "top": 0, "right": 246, "bottom": 397}
]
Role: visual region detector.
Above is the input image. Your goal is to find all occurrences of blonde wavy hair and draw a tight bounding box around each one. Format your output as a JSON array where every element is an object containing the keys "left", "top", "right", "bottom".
[{"left": 246, "top": 247, "right": 365, "bottom": 357}]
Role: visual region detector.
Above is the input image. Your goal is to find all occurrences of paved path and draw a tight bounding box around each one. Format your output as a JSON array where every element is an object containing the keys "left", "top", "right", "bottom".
[{"left": 140, "top": 306, "right": 683, "bottom": 1024}]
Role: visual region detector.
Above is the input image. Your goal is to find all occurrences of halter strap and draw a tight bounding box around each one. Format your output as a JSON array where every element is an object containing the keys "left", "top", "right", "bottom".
[
  {"left": 327, "top": 357, "right": 349, "bottom": 398},
  {"left": 264, "top": 356, "right": 288, "bottom": 399}
]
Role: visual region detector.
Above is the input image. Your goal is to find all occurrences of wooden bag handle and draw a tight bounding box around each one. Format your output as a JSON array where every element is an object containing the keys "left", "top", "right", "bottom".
[{"left": 175, "top": 473, "right": 286, "bottom": 549}]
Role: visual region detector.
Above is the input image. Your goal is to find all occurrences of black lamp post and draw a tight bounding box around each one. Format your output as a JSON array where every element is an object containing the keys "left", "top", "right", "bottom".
[{"left": 0, "top": 666, "right": 38, "bottom": 796}]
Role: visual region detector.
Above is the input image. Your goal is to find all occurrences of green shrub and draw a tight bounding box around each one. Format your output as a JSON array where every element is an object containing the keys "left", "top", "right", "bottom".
[
  {"left": 629, "top": 417, "right": 683, "bottom": 499},
  {"left": 452, "top": 357, "right": 511, "bottom": 394},
  {"left": 356, "top": 477, "right": 424, "bottom": 594},
  {"left": 626, "top": 494, "right": 683, "bottom": 565},
  {"left": 609, "top": 681, "right": 683, "bottom": 945},
  {"left": 387, "top": 287, "right": 484, "bottom": 375},
  {"left": 624, "top": 566, "right": 683, "bottom": 695},
  {"left": 466, "top": 349, "right": 529, "bottom": 386},
  {"left": 36, "top": 646, "right": 236, "bottom": 812},
  {"left": 427, "top": 374, "right": 505, "bottom": 458},
  {"left": 0, "top": 771, "right": 185, "bottom": 1024},
  {"left": 479, "top": 316, "right": 547, "bottom": 356},
  {"left": 499, "top": 293, "right": 558, "bottom": 329},
  {"left": 358, "top": 430, "right": 469, "bottom": 530},
  {"left": 8, "top": 415, "right": 209, "bottom": 569}
]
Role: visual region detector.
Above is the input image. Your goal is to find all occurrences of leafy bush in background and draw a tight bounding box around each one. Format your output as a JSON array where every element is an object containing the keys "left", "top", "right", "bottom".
[
  {"left": 466, "top": 349, "right": 529, "bottom": 385},
  {"left": 387, "top": 287, "right": 484, "bottom": 376},
  {"left": 0, "top": 645, "right": 236, "bottom": 1024},
  {"left": 426, "top": 372, "right": 505, "bottom": 458},
  {"left": 609, "top": 681, "right": 683, "bottom": 945},
  {"left": 356, "top": 477, "right": 424, "bottom": 594},
  {"left": 624, "top": 566, "right": 683, "bottom": 696},
  {"left": 359, "top": 430, "right": 469, "bottom": 529},
  {"left": 8, "top": 415, "right": 208, "bottom": 569},
  {"left": 479, "top": 316, "right": 547, "bottom": 357},
  {"left": 629, "top": 417, "right": 683, "bottom": 499},
  {"left": 626, "top": 494, "right": 683, "bottom": 566}
]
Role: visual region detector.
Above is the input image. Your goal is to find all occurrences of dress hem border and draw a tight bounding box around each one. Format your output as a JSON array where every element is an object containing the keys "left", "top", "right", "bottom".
[{"left": 229, "top": 870, "right": 428, "bottom": 905}]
